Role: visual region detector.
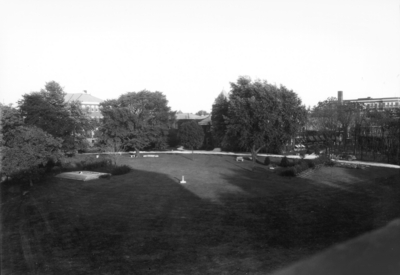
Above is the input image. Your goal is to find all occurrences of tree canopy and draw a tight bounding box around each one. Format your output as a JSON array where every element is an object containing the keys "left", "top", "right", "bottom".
[
  {"left": 18, "top": 81, "right": 93, "bottom": 150},
  {"left": 178, "top": 121, "right": 205, "bottom": 151},
  {"left": 1, "top": 104, "right": 62, "bottom": 185},
  {"left": 223, "top": 77, "right": 307, "bottom": 162},
  {"left": 97, "top": 90, "right": 173, "bottom": 154},
  {"left": 195, "top": 110, "right": 209, "bottom": 116},
  {"left": 211, "top": 92, "right": 229, "bottom": 148}
]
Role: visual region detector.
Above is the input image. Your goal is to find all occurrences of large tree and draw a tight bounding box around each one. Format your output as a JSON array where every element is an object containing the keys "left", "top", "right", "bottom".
[
  {"left": 18, "top": 81, "right": 69, "bottom": 137},
  {"left": 224, "top": 77, "right": 307, "bottom": 164},
  {"left": 211, "top": 92, "right": 229, "bottom": 148},
  {"left": 311, "top": 97, "right": 364, "bottom": 153},
  {"left": 1, "top": 105, "right": 62, "bottom": 185},
  {"left": 18, "top": 81, "right": 92, "bottom": 150},
  {"left": 310, "top": 97, "right": 339, "bottom": 133},
  {"left": 97, "top": 90, "right": 172, "bottom": 155},
  {"left": 178, "top": 121, "right": 205, "bottom": 151}
]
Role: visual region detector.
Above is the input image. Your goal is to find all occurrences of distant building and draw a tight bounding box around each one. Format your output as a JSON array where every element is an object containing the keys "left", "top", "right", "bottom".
[
  {"left": 64, "top": 92, "right": 104, "bottom": 145},
  {"left": 172, "top": 113, "right": 208, "bottom": 129},
  {"left": 340, "top": 90, "right": 400, "bottom": 111},
  {"left": 64, "top": 92, "right": 104, "bottom": 121}
]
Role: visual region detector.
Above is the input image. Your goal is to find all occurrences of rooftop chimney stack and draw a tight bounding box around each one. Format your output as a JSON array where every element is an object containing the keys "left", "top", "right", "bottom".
[{"left": 338, "top": 91, "right": 343, "bottom": 105}]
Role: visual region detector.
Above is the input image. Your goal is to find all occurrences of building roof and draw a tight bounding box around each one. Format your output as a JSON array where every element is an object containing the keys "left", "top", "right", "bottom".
[
  {"left": 344, "top": 97, "right": 400, "bottom": 103},
  {"left": 198, "top": 115, "right": 212, "bottom": 125},
  {"left": 175, "top": 113, "right": 205, "bottom": 120},
  {"left": 64, "top": 93, "right": 104, "bottom": 104}
]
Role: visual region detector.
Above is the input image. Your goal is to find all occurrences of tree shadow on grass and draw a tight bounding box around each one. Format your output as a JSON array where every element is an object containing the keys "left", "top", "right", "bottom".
[
  {"left": 4, "top": 163, "right": 399, "bottom": 275},
  {"left": 3, "top": 168, "right": 292, "bottom": 275},
  {"left": 218, "top": 165, "right": 400, "bottom": 254}
]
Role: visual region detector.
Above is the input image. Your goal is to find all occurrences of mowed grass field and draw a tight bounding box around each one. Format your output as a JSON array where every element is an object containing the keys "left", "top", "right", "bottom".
[{"left": 2, "top": 154, "right": 400, "bottom": 274}]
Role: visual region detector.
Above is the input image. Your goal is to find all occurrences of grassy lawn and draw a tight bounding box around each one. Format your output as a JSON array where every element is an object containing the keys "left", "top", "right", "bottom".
[{"left": 2, "top": 154, "right": 400, "bottom": 274}]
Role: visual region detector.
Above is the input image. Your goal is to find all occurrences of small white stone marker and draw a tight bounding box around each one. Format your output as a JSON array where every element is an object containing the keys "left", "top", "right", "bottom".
[
  {"left": 180, "top": 176, "right": 186, "bottom": 184},
  {"left": 96, "top": 155, "right": 99, "bottom": 158}
]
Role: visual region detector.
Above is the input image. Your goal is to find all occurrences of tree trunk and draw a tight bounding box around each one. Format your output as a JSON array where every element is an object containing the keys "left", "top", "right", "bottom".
[
  {"left": 251, "top": 145, "right": 265, "bottom": 170},
  {"left": 251, "top": 146, "right": 257, "bottom": 163}
]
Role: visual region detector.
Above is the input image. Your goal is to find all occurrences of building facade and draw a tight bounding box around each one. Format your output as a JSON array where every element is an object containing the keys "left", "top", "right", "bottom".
[
  {"left": 64, "top": 92, "right": 104, "bottom": 121},
  {"left": 64, "top": 92, "right": 104, "bottom": 144},
  {"left": 342, "top": 94, "right": 400, "bottom": 111}
]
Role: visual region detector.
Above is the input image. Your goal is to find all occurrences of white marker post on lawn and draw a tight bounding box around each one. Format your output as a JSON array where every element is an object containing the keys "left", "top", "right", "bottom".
[{"left": 180, "top": 176, "right": 186, "bottom": 184}]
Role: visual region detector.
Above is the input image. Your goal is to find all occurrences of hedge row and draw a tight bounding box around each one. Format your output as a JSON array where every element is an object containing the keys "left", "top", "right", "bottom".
[
  {"left": 278, "top": 156, "right": 334, "bottom": 177},
  {"left": 58, "top": 156, "right": 131, "bottom": 176}
]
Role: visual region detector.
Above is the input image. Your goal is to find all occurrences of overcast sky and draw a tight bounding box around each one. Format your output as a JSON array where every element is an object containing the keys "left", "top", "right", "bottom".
[{"left": 1, "top": 0, "right": 399, "bottom": 112}]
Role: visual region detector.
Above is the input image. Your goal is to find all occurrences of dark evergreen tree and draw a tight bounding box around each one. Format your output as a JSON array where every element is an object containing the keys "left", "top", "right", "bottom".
[
  {"left": 178, "top": 121, "right": 205, "bottom": 158},
  {"left": 18, "top": 81, "right": 92, "bottom": 151},
  {"left": 211, "top": 92, "right": 229, "bottom": 148}
]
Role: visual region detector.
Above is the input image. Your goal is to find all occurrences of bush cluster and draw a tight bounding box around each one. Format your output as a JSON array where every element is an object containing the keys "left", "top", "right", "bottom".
[
  {"left": 325, "top": 159, "right": 336, "bottom": 167},
  {"left": 278, "top": 158, "right": 318, "bottom": 177},
  {"left": 78, "top": 147, "right": 103, "bottom": 154},
  {"left": 110, "top": 165, "right": 131, "bottom": 175},
  {"left": 312, "top": 155, "right": 335, "bottom": 167},
  {"left": 293, "top": 161, "right": 310, "bottom": 174},
  {"left": 280, "top": 156, "right": 290, "bottom": 167},
  {"left": 279, "top": 167, "right": 297, "bottom": 177}
]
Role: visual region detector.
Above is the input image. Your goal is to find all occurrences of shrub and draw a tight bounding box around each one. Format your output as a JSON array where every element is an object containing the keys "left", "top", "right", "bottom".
[
  {"left": 325, "top": 159, "right": 336, "bottom": 167},
  {"left": 280, "top": 156, "right": 290, "bottom": 167},
  {"left": 307, "top": 160, "right": 315, "bottom": 169},
  {"left": 279, "top": 167, "right": 297, "bottom": 177},
  {"left": 80, "top": 147, "right": 102, "bottom": 154},
  {"left": 293, "top": 160, "right": 311, "bottom": 175},
  {"left": 314, "top": 155, "right": 330, "bottom": 166},
  {"left": 264, "top": 157, "right": 271, "bottom": 165},
  {"left": 111, "top": 165, "right": 131, "bottom": 175},
  {"left": 2, "top": 125, "right": 63, "bottom": 186},
  {"left": 99, "top": 174, "right": 111, "bottom": 179},
  {"left": 80, "top": 159, "right": 110, "bottom": 171}
]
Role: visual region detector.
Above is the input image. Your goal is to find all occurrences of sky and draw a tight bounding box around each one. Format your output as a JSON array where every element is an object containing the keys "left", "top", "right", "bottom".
[{"left": 1, "top": 0, "right": 399, "bottom": 113}]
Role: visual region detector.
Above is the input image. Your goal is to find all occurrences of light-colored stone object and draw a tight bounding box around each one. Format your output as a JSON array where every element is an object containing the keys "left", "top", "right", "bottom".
[
  {"left": 56, "top": 171, "right": 111, "bottom": 181},
  {"left": 180, "top": 176, "right": 186, "bottom": 184}
]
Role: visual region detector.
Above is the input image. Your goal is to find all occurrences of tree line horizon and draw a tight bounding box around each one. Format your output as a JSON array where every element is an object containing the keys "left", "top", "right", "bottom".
[{"left": 1, "top": 76, "right": 399, "bottom": 185}]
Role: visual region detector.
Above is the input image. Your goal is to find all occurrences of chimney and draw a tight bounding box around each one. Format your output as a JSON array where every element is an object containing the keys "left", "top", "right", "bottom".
[{"left": 338, "top": 91, "right": 343, "bottom": 105}]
